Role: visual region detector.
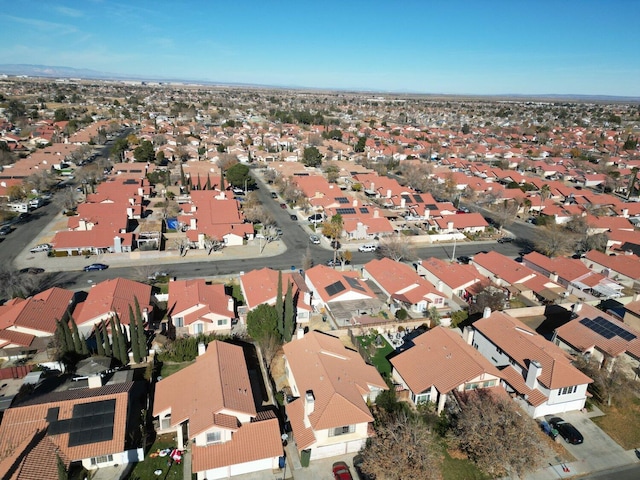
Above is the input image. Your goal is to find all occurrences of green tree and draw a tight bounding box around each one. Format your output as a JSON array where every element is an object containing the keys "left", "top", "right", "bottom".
[
  {"left": 246, "top": 304, "right": 279, "bottom": 342},
  {"left": 111, "top": 138, "right": 129, "bottom": 160},
  {"left": 225, "top": 163, "right": 254, "bottom": 188},
  {"left": 54, "top": 108, "right": 70, "bottom": 122},
  {"left": 57, "top": 454, "right": 68, "bottom": 480},
  {"left": 95, "top": 325, "right": 105, "bottom": 356},
  {"left": 101, "top": 320, "right": 112, "bottom": 357},
  {"left": 115, "top": 314, "right": 128, "bottom": 365},
  {"left": 275, "top": 271, "right": 284, "bottom": 338},
  {"left": 321, "top": 214, "right": 343, "bottom": 263},
  {"left": 302, "top": 146, "right": 323, "bottom": 167},
  {"left": 69, "top": 317, "right": 84, "bottom": 354},
  {"left": 55, "top": 319, "right": 71, "bottom": 355},
  {"left": 60, "top": 317, "right": 74, "bottom": 355},
  {"left": 283, "top": 282, "right": 294, "bottom": 342},
  {"left": 135, "top": 297, "right": 148, "bottom": 358},
  {"left": 133, "top": 140, "right": 155, "bottom": 163},
  {"left": 129, "top": 305, "right": 141, "bottom": 363},
  {"left": 354, "top": 136, "right": 367, "bottom": 153}
]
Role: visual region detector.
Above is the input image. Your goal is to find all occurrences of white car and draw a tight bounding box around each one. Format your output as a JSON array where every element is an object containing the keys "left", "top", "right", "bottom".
[
  {"left": 30, "top": 243, "right": 52, "bottom": 253},
  {"left": 358, "top": 244, "right": 377, "bottom": 252},
  {"left": 309, "top": 234, "right": 321, "bottom": 244}
]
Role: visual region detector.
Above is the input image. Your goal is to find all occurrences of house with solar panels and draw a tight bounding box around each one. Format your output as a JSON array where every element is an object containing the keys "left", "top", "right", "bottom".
[
  {"left": 0, "top": 378, "right": 145, "bottom": 476},
  {"left": 553, "top": 302, "right": 640, "bottom": 376},
  {"left": 468, "top": 309, "right": 592, "bottom": 418}
]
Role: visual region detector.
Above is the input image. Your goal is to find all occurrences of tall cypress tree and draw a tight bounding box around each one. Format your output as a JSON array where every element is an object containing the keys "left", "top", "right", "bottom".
[
  {"left": 56, "top": 320, "right": 69, "bottom": 354},
  {"left": 101, "top": 320, "right": 112, "bottom": 357},
  {"left": 80, "top": 334, "right": 88, "bottom": 356},
  {"left": 60, "top": 316, "right": 74, "bottom": 355},
  {"left": 69, "top": 317, "right": 83, "bottom": 354},
  {"left": 284, "top": 282, "right": 294, "bottom": 342},
  {"left": 276, "top": 271, "right": 284, "bottom": 338},
  {"left": 205, "top": 173, "right": 211, "bottom": 190},
  {"left": 110, "top": 317, "right": 121, "bottom": 364},
  {"left": 115, "top": 314, "right": 128, "bottom": 365},
  {"left": 129, "top": 305, "right": 141, "bottom": 363},
  {"left": 95, "top": 326, "right": 105, "bottom": 356},
  {"left": 135, "top": 297, "right": 148, "bottom": 358}
]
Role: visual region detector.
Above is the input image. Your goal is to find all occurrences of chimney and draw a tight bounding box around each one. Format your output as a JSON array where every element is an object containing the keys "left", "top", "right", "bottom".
[
  {"left": 572, "top": 301, "right": 583, "bottom": 316},
  {"left": 303, "top": 390, "right": 315, "bottom": 428},
  {"left": 622, "top": 208, "right": 629, "bottom": 218},
  {"left": 400, "top": 197, "right": 406, "bottom": 208},
  {"left": 373, "top": 208, "right": 380, "bottom": 218},
  {"left": 483, "top": 307, "right": 491, "bottom": 319},
  {"left": 296, "top": 328, "right": 305, "bottom": 340},
  {"left": 525, "top": 360, "right": 542, "bottom": 390},
  {"left": 549, "top": 271, "right": 558, "bottom": 283},
  {"left": 352, "top": 198, "right": 358, "bottom": 207},
  {"left": 424, "top": 208, "right": 430, "bottom": 219},
  {"left": 227, "top": 297, "right": 234, "bottom": 312},
  {"left": 370, "top": 182, "right": 375, "bottom": 191},
  {"left": 88, "top": 374, "right": 103, "bottom": 389},
  {"left": 462, "top": 325, "right": 474, "bottom": 345},
  {"left": 113, "top": 236, "right": 122, "bottom": 253},
  {"left": 386, "top": 189, "right": 392, "bottom": 198},
  {"left": 447, "top": 221, "right": 454, "bottom": 231},
  {"left": 436, "top": 280, "right": 444, "bottom": 292},
  {"left": 198, "top": 342, "right": 206, "bottom": 356}
]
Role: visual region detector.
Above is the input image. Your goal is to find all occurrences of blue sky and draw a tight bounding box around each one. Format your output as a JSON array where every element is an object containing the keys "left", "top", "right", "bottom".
[{"left": 1, "top": 1, "right": 639, "bottom": 96}]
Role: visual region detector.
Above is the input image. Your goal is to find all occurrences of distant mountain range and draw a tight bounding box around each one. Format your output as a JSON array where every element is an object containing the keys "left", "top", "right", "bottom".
[{"left": 1, "top": 63, "right": 639, "bottom": 102}]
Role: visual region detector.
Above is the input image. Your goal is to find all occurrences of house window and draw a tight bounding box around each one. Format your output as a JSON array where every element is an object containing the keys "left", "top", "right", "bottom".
[
  {"left": 90, "top": 454, "right": 114, "bottom": 466},
  {"left": 173, "top": 317, "right": 184, "bottom": 327},
  {"left": 414, "top": 393, "right": 430, "bottom": 404},
  {"left": 206, "top": 431, "right": 222, "bottom": 444},
  {"left": 194, "top": 323, "right": 203, "bottom": 334},
  {"left": 465, "top": 383, "right": 479, "bottom": 390},
  {"left": 329, "top": 425, "right": 355, "bottom": 437},
  {"left": 160, "top": 415, "right": 171, "bottom": 430},
  {"left": 559, "top": 385, "right": 577, "bottom": 395},
  {"left": 217, "top": 319, "right": 228, "bottom": 326}
]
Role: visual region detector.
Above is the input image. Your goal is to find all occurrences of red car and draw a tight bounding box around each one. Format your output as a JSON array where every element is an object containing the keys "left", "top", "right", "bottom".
[{"left": 333, "top": 461, "right": 353, "bottom": 480}]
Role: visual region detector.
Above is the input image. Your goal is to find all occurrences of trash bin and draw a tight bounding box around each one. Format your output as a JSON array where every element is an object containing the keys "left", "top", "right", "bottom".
[{"left": 300, "top": 449, "right": 311, "bottom": 468}]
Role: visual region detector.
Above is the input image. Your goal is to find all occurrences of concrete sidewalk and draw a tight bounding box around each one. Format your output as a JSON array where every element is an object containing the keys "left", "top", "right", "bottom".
[{"left": 523, "top": 448, "right": 640, "bottom": 479}]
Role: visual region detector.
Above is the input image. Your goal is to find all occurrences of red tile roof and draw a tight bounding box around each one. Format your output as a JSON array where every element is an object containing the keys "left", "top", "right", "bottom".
[{"left": 0, "top": 288, "right": 74, "bottom": 335}]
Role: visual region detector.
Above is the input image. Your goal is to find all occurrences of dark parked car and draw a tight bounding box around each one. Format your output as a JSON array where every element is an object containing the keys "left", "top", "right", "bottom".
[
  {"left": 0, "top": 225, "right": 12, "bottom": 235},
  {"left": 333, "top": 461, "right": 353, "bottom": 480},
  {"left": 83, "top": 263, "right": 109, "bottom": 271},
  {"left": 290, "top": 214, "right": 298, "bottom": 221},
  {"left": 549, "top": 417, "right": 583, "bottom": 445},
  {"left": 270, "top": 192, "right": 278, "bottom": 198},
  {"left": 457, "top": 255, "right": 471, "bottom": 264},
  {"left": 497, "top": 236, "right": 513, "bottom": 243}
]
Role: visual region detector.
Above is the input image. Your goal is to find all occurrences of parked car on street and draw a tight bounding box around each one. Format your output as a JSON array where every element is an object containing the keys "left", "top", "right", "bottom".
[
  {"left": 332, "top": 461, "right": 353, "bottom": 480},
  {"left": 358, "top": 244, "right": 377, "bottom": 252},
  {"left": 307, "top": 213, "right": 324, "bottom": 224},
  {"left": 290, "top": 214, "right": 298, "bottom": 221},
  {"left": 497, "top": 236, "right": 513, "bottom": 243},
  {"left": 30, "top": 243, "right": 52, "bottom": 253},
  {"left": 19, "top": 267, "right": 45, "bottom": 275},
  {"left": 83, "top": 263, "right": 109, "bottom": 271},
  {"left": 0, "top": 225, "right": 12, "bottom": 235},
  {"left": 549, "top": 417, "right": 583, "bottom": 444},
  {"left": 309, "top": 234, "right": 320, "bottom": 244}
]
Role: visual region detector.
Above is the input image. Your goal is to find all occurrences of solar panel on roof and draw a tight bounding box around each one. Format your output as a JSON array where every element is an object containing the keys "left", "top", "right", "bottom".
[
  {"left": 335, "top": 196, "right": 349, "bottom": 204},
  {"left": 359, "top": 207, "right": 369, "bottom": 214},
  {"left": 47, "top": 399, "right": 116, "bottom": 447},
  {"left": 402, "top": 195, "right": 411, "bottom": 202},
  {"left": 413, "top": 194, "right": 424, "bottom": 203},
  {"left": 426, "top": 204, "right": 438, "bottom": 210},
  {"left": 336, "top": 208, "right": 356, "bottom": 215},
  {"left": 46, "top": 407, "right": 59, "bottom": 422},
  {"left": 579, "top": 316, "right": 636, "bottom": 341},
  {"left": 344, "top": 276, "right": 365, "bottom": 292},
  {"left": 325, "top": 281, "right": 346, "bottom": 297}
]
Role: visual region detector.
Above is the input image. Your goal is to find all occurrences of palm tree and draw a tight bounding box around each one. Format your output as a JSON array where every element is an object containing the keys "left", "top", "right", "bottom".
[{"left": 539, "top": 184, "right": 551, "bottom": 216}]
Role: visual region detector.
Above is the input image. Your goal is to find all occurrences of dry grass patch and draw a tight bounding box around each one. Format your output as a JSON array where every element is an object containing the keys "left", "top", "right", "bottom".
[{"left": 592, "top": 398, "right": 640, "bottom": 450}]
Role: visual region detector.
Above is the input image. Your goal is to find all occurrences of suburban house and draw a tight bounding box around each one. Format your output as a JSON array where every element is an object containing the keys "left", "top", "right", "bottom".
[
  {"left": 167, "top": 279, "right": 235, "bottom": 335},
  {"left": 623, "top": 296, "right": 640, "bottom": 332},
  {"left": 153, "top": 341, "right": 282, "bottom": 480},
  {"left": 553, "top": 302, "right": 640, "bottom": 377},
  {"left": 415, "top": 257, "right": 485, "bottom": 301},
  {"left": 581, "top": 250, "right": 640, "bottom": 289},
  {"left": 0, "top": 287, "right": 75, "bottom": 337},
  {"left": 469, "top": 309, "right": 592, "bottom": 418},
  {"left": 433, "top": 212, "right": 489, "bottom": 233},
  {"left": 362, "top": 258, "right": 446, "bottom": 315},
  {"left": 283, "top": 331, "right": 387, "bottom": 461},
  {"left": 390, "top": 326, "right": 503, "bottom": 413},
  {"left": 72, "top": 278, "right": 153, "bottom": 337},
  {"left": 522, "top": 251, "right": 624, "bottom": 300},
  {"left": 304, "top": 265, "right": 382, "bottom": 325},
  {"left": 0, "top": 380, "right": 145, "bottom": 476},
  {"left": 180, "top": 190, "right": 254, "bottom": 247},
  {"left": 239, "top": 268, "right": 312, "bottom": 326}
]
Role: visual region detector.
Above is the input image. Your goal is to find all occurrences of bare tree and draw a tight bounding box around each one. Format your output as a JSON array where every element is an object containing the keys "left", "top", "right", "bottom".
[
  {"left": 377, "top": 234, "right": 416, "bottom": 262},
  {"left": 203, "top": 234, "right": 223, "bottom": 254},
  {"left": 468, "top": 285, "right": 507, "bottom": 314},
  {"left": 243, "top": 205, "right": 274, "bottom": 226},
  {"left": 490, "top": 199, "right": 520, "bottom": 232},
  {"left": 574, "top": 356, "right": 636, "bottom": 407},
  {"left": 55, "top": 187, "right": 78, "bottom": 212},
  {"left": 453, "top": 389, "right": 544, "bottom": 478},
  {"left": 534, "top": 224, "right": 577, "bottom": 257},
  {"left": 217, "top": 153, "right": 238, "bottom": 171},
  {"left": 358, "top": 410, "right": 441, "bottom": 480},
  {"left": 173, "top": 237, "right": 191, "bottom": 256}
]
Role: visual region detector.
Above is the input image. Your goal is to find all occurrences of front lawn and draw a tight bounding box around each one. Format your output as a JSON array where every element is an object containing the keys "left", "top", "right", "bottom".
[
  {"left": 441, "top": 446, "right": 489, "bottom": 480},
  {"left": 129, "top": 434, "right": 184, "bottom": 480},
  {"left": 356, "top": 334, "right": 394, "bottom": 376},
  {"left": 592, "top": 397, "right": 640, "bottom": 449}
]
